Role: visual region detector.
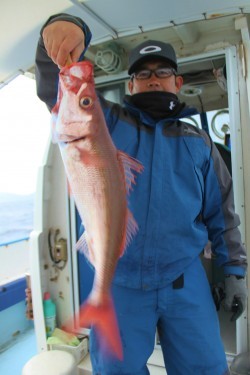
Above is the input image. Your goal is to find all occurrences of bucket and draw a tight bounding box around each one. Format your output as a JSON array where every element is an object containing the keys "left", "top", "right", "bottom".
[{"left": 22, "top": 350, "right": 77, "bottom": 375}]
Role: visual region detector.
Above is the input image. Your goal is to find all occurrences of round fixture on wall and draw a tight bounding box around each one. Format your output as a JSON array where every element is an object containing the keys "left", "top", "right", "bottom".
[{"left": 180, "top": 85, "right": 202, "bottom": 97}]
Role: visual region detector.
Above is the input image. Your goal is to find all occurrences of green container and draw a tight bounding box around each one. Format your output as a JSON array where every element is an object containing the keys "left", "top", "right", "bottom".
[{"left": 43, "top": 292, "right": 56, "bottom": 337}]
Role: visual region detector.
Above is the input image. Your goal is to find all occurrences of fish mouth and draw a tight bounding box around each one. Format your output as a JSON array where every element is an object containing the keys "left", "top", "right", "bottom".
[
  {"left": 57, "top": 134, "right": 86, "bottom": 144},
  {"left": 65, "top": 136, "right": 86, "bottom": 144}
]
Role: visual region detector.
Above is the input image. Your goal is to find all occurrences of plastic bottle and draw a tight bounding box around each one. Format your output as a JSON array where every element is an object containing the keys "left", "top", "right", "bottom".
[{"left": 43, "top": 292, "right": 56, "bottom": 337}]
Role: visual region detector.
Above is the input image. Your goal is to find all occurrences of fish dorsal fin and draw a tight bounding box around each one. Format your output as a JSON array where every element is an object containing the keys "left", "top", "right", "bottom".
[{"left": 117, "top": 151, "right": 144, "bottom": 195}]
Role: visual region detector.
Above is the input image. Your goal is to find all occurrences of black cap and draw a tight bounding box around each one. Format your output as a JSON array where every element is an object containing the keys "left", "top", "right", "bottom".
[{"left": 128, "top": 40, "right": 177, "bottom": 75}]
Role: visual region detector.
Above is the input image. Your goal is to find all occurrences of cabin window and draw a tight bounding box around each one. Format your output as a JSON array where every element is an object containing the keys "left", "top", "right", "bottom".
[
  {"left": 0, "top": 74, "right": 50, "bottom": 246},
  {"left": 184, "top": 110, "right": 230, "bottom": 143}
]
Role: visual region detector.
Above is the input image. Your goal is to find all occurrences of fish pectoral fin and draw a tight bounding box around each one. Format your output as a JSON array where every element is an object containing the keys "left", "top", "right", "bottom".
[
  {"left": 117, "top": 151, "right": 144, "bottom": 195},
  {"left": 79, "top": 297, "right": 123, "bottom": 360}
]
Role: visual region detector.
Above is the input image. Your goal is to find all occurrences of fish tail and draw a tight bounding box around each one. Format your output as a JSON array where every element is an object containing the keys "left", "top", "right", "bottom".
[
  {"left": 64, "top": 295, "right": 123, "bottom": 360},
  {"left": 80, "top": 296, "right": 123, "bottom": 360}
]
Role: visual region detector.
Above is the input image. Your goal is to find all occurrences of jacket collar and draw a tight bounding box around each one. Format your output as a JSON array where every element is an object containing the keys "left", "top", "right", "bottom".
[{"left": 123, "top": 94, "right": 198, "bottom": 126}]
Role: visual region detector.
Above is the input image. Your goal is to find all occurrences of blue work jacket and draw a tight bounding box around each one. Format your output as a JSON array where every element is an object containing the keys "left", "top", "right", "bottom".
[{"left": 98, "top": 94, "right": 247, "bottom": 289}]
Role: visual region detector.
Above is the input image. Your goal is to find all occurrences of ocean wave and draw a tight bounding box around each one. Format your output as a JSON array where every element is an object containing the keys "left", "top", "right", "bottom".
[{"left": 0, "top": 193, "right": 34, "bottom": 245}]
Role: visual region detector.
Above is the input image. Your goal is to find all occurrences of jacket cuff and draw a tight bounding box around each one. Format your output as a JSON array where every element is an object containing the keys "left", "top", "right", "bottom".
[{"left": 223, "top": 265, "right": 246, "bottom": 277}]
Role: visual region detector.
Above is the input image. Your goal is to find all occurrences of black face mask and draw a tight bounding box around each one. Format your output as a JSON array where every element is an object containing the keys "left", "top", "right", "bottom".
[{"left": 128, "top": 91, "right": 185, "bottom": 120}]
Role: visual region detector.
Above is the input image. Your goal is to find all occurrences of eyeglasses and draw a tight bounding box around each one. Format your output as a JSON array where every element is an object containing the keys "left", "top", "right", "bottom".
[{"left": 131, "top": 67, "right": 177, "bottom": 80}]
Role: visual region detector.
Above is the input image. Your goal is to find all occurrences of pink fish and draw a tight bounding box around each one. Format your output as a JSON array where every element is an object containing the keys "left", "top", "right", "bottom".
[{"left": 52, "top": 61, "right": 143, "bottom": 360}]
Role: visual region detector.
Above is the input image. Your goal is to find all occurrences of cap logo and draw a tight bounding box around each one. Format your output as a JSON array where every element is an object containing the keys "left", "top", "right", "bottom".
[{"left": 139, "top": 45, "right": 162, "bottom": 55}]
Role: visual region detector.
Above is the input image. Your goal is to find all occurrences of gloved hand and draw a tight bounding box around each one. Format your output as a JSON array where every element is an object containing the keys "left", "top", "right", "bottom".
[{"left": 223, "top": 275, "right": 247, "bottom": 321}]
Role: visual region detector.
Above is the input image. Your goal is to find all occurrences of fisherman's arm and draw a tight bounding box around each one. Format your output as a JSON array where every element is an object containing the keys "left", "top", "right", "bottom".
[
  {"left": 203, "top": 138, "right": 247, "bottom": 275},
  {"left": 202, "top": 136, "right": 247, "bottom": 319},
  {"left": 35, "top": 13, "right": 92, "bottom": 110}
]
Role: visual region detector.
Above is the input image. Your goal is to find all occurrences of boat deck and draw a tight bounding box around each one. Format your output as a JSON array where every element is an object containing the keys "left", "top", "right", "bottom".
[
  {"left": 0, "top": 327, "right": 166, "bottom": 374},
  {"left": 0, "top": 327, "right": 36, "bottom": 374},
  {"left": 0, "top": 326, "right": 236, "bottom": 375}
]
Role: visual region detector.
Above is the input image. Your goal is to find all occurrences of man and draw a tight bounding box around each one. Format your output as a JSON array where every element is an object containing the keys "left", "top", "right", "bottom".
[{"left": 36, "top": 14, "right": 247, "bottom": 375}]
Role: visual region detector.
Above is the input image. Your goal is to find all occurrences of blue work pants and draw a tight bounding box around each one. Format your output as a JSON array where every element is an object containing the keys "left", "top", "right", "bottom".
[{"left": 90, "top": 257, "right": 229, "bottom": 375}]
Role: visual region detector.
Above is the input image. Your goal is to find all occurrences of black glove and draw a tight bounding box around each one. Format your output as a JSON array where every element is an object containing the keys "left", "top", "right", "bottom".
[{"left": 223, "top": 275, "right": 247, "bottom": 321}]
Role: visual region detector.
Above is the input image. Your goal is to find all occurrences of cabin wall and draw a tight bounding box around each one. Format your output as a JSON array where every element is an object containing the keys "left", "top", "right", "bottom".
[
  {"left": 30, "top": 142, "right": 76, "bottom": 352},
  {"left": 0, "top": 241, "right": 33, "bottom": 350}
]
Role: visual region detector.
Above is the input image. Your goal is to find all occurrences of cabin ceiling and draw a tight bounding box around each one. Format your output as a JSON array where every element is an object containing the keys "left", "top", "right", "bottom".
[
  {"left": 1, "top": 0, "right": 250, "bottom": 85},
  {"left": 1, "top": 0, "right": 250, "bottom": 112}
]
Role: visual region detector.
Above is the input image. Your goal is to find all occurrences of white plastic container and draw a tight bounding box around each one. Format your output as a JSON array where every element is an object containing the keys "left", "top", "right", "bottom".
[{"left": 48, "top": 336, "right": 89, "bottom": 364}]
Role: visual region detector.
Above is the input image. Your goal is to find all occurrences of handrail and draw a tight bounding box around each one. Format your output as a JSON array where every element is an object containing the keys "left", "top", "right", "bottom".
[{"left": 0, "top": 236, "right": 30, "bottom": 248}]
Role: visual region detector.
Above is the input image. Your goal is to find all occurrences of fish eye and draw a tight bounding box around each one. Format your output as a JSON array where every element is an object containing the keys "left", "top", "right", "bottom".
[{"left": 79, "top": 96, "right": 93, "bottom": 108}]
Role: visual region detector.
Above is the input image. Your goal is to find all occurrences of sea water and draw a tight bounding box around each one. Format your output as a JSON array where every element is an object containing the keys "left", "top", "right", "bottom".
[{"left": 0, "top": 193, "right": 34, "bottom": 245}]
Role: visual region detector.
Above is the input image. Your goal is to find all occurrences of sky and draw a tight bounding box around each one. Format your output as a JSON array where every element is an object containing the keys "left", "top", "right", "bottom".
[{"left": 0, "top": 74, "right": 51, "bottom": 195}]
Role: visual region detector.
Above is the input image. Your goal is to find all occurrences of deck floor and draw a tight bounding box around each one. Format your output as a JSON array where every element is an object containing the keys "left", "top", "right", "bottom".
[
  {"left": 0, "top": 327, "right": 233, "bottom": 374},
  {"left": 0, "top": 327, "right": 37, "bottom": 374},
  {"left": 0, "top": 327, "right": 167, "bottom": 375}
]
